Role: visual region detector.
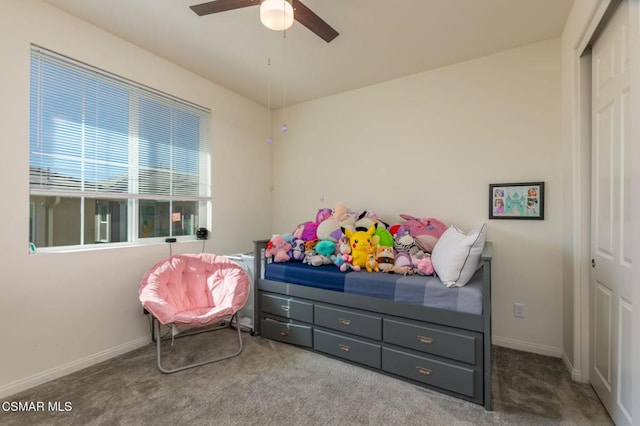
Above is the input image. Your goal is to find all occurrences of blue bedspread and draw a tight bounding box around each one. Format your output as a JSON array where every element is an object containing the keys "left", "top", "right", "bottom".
[
  {"left": 264, "top": 262, "right": 347, "bottom": 292},
  {"left": 264, "top": 262, "right": 483, "bottom": 315}
]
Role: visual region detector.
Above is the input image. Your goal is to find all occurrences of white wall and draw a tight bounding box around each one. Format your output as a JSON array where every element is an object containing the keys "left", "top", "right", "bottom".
[
  {"left": 0, "top": 0, "right": 271, "bottom": 397},
  {"left": 269, "top": 39, "right": 564, "bottom": 355}
]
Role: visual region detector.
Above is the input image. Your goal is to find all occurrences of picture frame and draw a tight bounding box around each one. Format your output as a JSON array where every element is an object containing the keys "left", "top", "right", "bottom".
[{"left": 489, "top": 182, "right": 544, "bottom": 220}]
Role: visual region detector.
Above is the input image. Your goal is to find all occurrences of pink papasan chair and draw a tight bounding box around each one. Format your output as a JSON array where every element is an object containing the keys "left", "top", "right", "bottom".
[{"left": 139, "top": 253, "right": 250, "bottom": 373}]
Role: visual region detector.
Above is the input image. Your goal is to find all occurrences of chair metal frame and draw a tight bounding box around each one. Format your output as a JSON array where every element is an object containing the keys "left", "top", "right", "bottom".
[{"left": 152, "top": 313, "right": 244, "bottom": 374}]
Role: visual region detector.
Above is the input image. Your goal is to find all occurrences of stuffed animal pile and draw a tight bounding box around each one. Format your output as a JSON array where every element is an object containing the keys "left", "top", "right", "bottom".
[{"left": 264, "top": 202, "right": 446, "bottom": 276}]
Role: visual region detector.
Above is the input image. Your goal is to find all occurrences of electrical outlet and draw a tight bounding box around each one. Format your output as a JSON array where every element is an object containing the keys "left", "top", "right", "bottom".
[{"left": 514, "top": 303, "right": 525, "bottom": 318}]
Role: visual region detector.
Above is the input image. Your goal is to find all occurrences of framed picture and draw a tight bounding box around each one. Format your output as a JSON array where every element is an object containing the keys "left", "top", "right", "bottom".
[{"left": 489, "top": 182, "right": 544, "bottom": 220}]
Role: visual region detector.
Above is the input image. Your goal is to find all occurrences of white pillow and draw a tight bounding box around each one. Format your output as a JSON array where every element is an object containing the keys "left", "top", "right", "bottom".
[{"left": 431, "top": 224, "right": 487, "bottom": 287}]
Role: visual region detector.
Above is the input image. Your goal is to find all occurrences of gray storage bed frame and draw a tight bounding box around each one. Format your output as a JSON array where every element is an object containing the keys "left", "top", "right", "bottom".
[{"left": 252, "top": 240, "right": 493, "bottom": 410}]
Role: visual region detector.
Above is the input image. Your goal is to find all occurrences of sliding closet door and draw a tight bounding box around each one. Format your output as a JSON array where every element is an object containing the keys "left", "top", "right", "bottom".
[{"left": 590, "top": 1, "right": 633, "bottom": 425}]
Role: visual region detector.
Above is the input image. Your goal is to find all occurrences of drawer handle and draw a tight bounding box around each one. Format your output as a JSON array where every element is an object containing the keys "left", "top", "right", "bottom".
[
  {"left": 339, "top": 318, "right": 352, "bottom": 326},
  {"left": 339, "top": 344, "right": 351, "bottom": 352},
  {"left": 279, "top": 331, "right": 289, "bottom": 337},
  {"left": 280, "top": 305, "right": 290, "bottom": 312},
  {"left": 417, "top": 335, "right": 433, "bottom": 344},
  {"left": 416, "top": 366, "right": 432, "bottom": 376}
]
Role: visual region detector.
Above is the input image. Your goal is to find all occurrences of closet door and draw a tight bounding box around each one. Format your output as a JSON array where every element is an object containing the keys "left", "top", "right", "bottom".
[{"left": 590, "top": 1, "right": 633, "bottom": 425}]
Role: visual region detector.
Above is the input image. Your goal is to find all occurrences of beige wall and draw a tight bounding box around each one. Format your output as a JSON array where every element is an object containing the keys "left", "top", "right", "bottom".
[
  {"left": 0, "top": 0, "right": 271, "bottom": 397},
  {"left": 269, "top": 39, "right": 564, "bottom": 355}
]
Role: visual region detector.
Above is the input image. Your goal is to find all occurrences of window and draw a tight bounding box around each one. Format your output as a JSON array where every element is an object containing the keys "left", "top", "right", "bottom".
[{"left": 29, "top": 46, "right": 211, "bottom": 249}]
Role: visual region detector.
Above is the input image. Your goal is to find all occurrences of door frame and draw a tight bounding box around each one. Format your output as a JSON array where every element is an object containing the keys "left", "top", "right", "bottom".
[
  {"left": 630, "top": 2, "right": 640, "bottom": 422},
  {"left": 569, "top": 0, "right": 616, "bottom": 384}
]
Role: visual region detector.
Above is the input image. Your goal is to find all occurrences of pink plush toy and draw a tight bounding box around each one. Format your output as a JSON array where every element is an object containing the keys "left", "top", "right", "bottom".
[
  {"left": 409, "top": 247, "right": 434, "bottom": 275},
  {"left": 399, "top": 214, "right": 447, "bottom": 253},
  {"left": 399, "top": 214, "right": 447, "bottom": 238},
  {"left": 336, "top": 253, "right": 361, "bottom": 272},
  {"left": 265, "top": 235, "right": 292, "bottom": 262},
  {"left": 416, "top": 255, "right": 434, "bottom": 275}
]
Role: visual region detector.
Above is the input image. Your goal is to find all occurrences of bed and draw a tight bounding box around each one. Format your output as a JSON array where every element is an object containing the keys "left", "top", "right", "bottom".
[{"left": 252, "top": 239, "right": 493, "bottom": 410}]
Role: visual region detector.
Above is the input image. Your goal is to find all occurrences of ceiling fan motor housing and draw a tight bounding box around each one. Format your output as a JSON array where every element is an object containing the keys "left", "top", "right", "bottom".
[{"left": 260, "top": 0, "right": 294, "bottom": 31}]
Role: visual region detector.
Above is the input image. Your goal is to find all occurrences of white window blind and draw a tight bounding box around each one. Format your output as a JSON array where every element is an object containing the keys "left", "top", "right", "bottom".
[{"left": 29, "top": 46, "right": 211, "bottom": 248}]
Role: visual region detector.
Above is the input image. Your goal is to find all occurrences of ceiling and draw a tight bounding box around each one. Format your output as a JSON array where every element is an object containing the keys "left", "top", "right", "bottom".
[{"left": 43, "top": 0, "right": 574, "bottom": 108}]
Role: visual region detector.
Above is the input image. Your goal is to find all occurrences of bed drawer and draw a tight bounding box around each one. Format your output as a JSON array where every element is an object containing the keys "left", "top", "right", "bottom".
[
  {"left": 382, "top": 347, "right": 476, "bottom": 397},
  {"left": 261, "top": 293, "right": 313, "bottom": 323},
  {"left": 314, "top": 329, "right": 381, "bottom": 369},
  {"left": 314, "top": 305, "right": 382, "bottom": 340},
  {"left": 383, "top": 319, "right": 478, "bottom": 364},
  {"left": 261, "top": 318, "right": 313, "bottom": 348}
]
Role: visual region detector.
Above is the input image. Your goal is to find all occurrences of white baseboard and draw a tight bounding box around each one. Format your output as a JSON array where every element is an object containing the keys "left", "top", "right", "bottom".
[
  {"left": 0, "top": 336, "right": 150, "bottom": 399},
  {"left": 492, "top": 335, "right": 563, "bottom": 358},
  {"left": 562, "top": 351, "right": 589, "bottom": 383}
]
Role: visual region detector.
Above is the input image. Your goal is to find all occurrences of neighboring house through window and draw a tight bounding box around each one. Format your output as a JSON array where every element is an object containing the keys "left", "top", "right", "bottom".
[{"left": 29, "top": 46, "right": 211, "bottom": 249}]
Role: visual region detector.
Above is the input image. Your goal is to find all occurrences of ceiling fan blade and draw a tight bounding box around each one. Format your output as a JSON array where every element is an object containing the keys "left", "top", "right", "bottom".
[
  {"left": 293, "top": 1, "right": 339, "bottom": 43},
  {"left": 190, "top": 0, "right": 258, "bottom": 17}
]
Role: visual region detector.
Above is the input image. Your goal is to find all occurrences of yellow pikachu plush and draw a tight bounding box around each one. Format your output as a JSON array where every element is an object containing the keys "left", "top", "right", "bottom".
[{"left": 343, "top": 225, "right": 375, "bottom": 268}]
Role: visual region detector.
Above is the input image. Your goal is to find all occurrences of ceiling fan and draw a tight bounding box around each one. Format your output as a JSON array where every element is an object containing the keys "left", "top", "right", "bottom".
[{"left": 190, "top": 0, "right": 339, "bottom": 43}]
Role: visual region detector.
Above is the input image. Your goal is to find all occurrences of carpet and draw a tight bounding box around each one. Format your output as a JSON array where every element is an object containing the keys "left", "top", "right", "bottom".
[{"left": 0, "top": 328, "right": 613, "bottom": 425}]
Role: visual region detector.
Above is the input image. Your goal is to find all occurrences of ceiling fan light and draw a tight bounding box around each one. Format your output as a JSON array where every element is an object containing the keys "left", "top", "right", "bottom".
[{"left": 260, "top": 0, "right": 294, "bottom": 31}]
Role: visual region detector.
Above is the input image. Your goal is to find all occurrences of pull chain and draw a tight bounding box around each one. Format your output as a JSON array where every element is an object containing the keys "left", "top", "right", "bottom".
[
  {"left": 281, "top": 27, "right": 287, "bottom": 133},
  {"left": 266, "top": 57, "right": 272, "bottom": 144}
]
